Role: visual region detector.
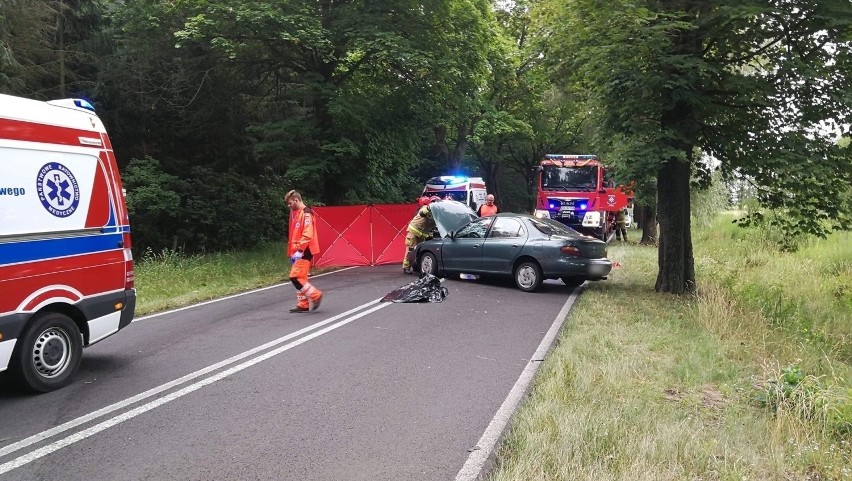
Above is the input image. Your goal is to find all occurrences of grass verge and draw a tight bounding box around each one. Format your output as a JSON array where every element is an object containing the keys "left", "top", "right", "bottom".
[
  {"left": 488, "top": 220, "right": 851, "bottom": 480},
  {"left": 134, "top": 243, "right": 292, "bottom": 316}
]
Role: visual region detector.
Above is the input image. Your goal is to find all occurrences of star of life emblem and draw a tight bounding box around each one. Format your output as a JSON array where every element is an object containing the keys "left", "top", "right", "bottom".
[{"left": 37, "top": 162, "right": 80, "bottom": 218}]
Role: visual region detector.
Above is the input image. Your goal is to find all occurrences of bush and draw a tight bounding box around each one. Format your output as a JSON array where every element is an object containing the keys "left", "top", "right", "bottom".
[
  {"left": 122, "top": 157, "right": 189, "bottom": 253},
  {"left": 123, "top": 157, "right": 288, "bottom": 254}
]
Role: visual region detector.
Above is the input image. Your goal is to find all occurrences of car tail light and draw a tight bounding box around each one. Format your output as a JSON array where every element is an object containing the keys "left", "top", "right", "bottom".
[
  {"left": 560, "top": 245, "right": 581, "bottom": 256},
  {"left": 123, "top": 232, "right": 135, "bottom": 289}
]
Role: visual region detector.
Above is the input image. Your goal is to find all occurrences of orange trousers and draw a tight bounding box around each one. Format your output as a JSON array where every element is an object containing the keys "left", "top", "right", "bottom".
[{"left": 289, "top": 259, "right": 322, "bottom": 309}]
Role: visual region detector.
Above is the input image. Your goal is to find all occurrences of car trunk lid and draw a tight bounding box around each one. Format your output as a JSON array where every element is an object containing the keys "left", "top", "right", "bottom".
[{"left": 552, "top": 235, "right": 608, "bottom": 259}]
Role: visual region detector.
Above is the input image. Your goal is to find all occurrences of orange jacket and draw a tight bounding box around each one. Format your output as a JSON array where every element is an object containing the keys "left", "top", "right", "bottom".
[
  {"left": 478, "top": 203, "right": 499, "bottom": 217},
  {"left": 288, "top": 206, "right": 320, "bottom": 256}
]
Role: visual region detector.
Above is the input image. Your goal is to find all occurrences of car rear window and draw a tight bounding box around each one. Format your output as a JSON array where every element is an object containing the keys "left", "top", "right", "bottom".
[{"left": 528, "top": 217, "right": 581, "bottom": 237}]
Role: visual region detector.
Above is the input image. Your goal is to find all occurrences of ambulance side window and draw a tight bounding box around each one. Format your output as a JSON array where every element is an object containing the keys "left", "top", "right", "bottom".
[{"left": 0, "top": 147, "right": 110, "bottom": 237}]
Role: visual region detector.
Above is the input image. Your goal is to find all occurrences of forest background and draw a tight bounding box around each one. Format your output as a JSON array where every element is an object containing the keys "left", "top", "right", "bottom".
[{"left": 1, "top": 0, "right": 850, "bottom": 294}]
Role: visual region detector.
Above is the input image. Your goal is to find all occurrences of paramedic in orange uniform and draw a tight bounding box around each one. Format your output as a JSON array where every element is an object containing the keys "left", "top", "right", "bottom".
[
  {"left": 476, "top": 194, "right": 500, "bottom": 217},
  {"left": 286, "top": 190, "right": 324, "bottom": 313}
]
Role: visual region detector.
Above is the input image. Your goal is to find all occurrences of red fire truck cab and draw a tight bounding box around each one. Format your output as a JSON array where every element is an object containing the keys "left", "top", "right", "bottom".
[{"left": 531, "top": 154, "right": 630, "bottom": 240}]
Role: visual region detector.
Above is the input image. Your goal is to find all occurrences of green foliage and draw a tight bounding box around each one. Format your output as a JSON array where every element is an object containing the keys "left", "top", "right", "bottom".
[
  {"left": 122, "top": 157, "right": 188, "bottom": 253},
  {"left": 0, "top": 0, "right": 104, "bottom": 98},
  {"left": 754, "top": 364, "right": 851, "bottom": 438},
  {"left": 123, "top": 157, "right": 287, "bottom": 254},
  {"left": 181, "top": 168, "right": 287, "bottom": 252},
  {"left": 754, "top": 365, "right": 808, "bottom": 411},
  {"left": 690, "top": 169, "right": 730, "bottom": 228},
  {"left": 170, "top": 0, "right": 499, "bottom": 203}
]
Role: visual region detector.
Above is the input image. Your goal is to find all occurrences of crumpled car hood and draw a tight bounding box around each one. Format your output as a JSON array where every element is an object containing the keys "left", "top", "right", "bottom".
[{"left": 429, "top": 200, "right": 478, "bottom": 238}]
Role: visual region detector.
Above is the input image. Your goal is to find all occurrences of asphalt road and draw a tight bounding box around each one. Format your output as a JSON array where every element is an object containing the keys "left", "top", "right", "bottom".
[{"left": 0, "top": 265, "right": 581, "bottom": 481}]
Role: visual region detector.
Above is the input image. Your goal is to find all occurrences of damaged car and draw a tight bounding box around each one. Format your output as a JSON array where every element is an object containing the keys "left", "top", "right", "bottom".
[{"left": 409, "top": 200, "right": 612, "bottom": 292}]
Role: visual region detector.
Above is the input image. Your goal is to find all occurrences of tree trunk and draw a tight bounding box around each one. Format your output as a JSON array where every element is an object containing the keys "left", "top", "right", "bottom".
[
  {"left": 655, "top": 159, "right": 695, "bottom": 293},
  {"left": 433, "top": 125, "right": 450, "bottom": 169},
  {"left": 639, "top": 203, "right": 658, "bottom": 245},
  {"left": 449, "top": 123, "right": 469, "bottom": 173},
  {"left": 634, "top": 204, "right": 643, "bottom": 229}
]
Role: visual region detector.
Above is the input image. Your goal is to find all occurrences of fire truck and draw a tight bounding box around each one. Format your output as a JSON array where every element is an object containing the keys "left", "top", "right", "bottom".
[{"left": 531, "top": 154, "right": 631, "bottom": 240}]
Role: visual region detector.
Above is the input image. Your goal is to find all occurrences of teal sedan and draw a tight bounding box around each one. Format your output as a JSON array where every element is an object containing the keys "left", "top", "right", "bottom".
[{"left": 410, "top": 200, "right": 612, "bottom": 292}]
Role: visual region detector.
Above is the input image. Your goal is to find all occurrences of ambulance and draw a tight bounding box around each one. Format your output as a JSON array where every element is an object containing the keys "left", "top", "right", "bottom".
[
  {"left": 0, "top": 94, "right": 136, "bottom": 392},
  {"left": 421, "top": 175, "right": 488, "bottom": 212}
]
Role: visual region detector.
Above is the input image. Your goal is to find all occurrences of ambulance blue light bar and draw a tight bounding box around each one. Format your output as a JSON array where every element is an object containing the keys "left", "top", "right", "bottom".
[
  {"left": 439, "top": 175, "right": 468, "bottom": 183},
  {"left": 46, "top": 98, "right": 97, "bottom": 112},
  {"left": 73, "top": 99, "right": 96, "bottom": 111}
]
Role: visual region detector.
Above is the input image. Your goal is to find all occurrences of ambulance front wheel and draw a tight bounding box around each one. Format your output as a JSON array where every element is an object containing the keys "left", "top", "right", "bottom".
[{"left": 11, "top": 312, "right": 83, "bottom": 393}]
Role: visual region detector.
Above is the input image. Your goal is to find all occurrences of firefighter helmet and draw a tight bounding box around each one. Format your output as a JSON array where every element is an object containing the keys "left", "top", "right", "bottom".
[{"left": 418, "top": 196, "right": 431, "bottom": 206}]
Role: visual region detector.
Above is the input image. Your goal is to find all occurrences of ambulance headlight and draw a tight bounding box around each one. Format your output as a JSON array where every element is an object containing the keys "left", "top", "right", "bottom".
[{"left": 534, "top": 209, "right": 551, "bottom": 219}]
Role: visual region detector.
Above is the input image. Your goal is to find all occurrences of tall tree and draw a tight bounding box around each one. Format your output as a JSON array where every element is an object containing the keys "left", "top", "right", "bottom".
[
  {"left": 0, "top": 0, "right": 104, "bottom": 98},
  {"left": 175, "top": 0, "right": 496, "bottom": 203},
  {"left": 541, "top": 0, "right": 852, "bottom": 293},
  {"left": 468, "top": 0, "right": 592, "bottom": 212}
]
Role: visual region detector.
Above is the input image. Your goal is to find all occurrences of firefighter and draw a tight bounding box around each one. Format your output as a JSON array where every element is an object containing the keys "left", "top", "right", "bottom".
[
  {"left": 476, "top": 194, "right": 500, "bottom": 217},
  {"left": 402, "top": 196, "right": 440, "bottom": 274},
  {"left": 285, "top": 190, "right": 324, "bottom": 313},
  {"left": 615, "top": 207, "right": 629, "bottom": 242}
]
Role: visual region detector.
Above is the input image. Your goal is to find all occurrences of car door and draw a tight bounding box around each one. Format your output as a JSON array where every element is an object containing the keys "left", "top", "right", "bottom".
[
  {"left": 440, "top": 217, "right": 493, "bottom": 273},
  {"left": 480, "top": 217, "right": 527, "bottom": 274}
]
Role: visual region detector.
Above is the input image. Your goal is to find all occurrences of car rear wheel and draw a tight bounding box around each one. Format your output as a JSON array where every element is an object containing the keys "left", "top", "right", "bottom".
[
  {"left": 561, "top": 277, "right": 585, "bottom": 287},
  {"left": 514, "top": 261, "right": 543, "bottom": 292},
  {"left": 419, "top": 252, "right": 440, "bottom": 277},
  {"left": 11, "top": 312, "right": 83, "bottom": 393}
]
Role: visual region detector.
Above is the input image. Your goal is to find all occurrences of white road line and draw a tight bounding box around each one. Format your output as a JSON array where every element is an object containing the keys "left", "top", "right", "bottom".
[
  {"left": 0, "top": 294, "right": 379, "bottom": 460},
  {"left": 455, "top": 288, "right": 583, "bottom": 481},
  {"left": 132, "top": 266, "right": 358, "bottom": 322},
  {"left": 0, "top": 301, "right": 392, "bottom": 475}
]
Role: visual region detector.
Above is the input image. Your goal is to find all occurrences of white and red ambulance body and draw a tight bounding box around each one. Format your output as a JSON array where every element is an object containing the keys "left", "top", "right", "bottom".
[
  {"left": 421, "top": 176, "right": 488, "bottom": 212},
  {"left": 0, "top": 94, "right": 136, "bottom": 392}
]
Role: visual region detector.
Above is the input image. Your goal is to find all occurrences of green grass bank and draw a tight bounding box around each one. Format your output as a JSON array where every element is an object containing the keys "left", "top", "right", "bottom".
[
  {"left": 134, "top": 244, "right": 290, "bottom": 316},
  {"left": 488, "top": 217, "right": 851, "bottom": 480}
]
